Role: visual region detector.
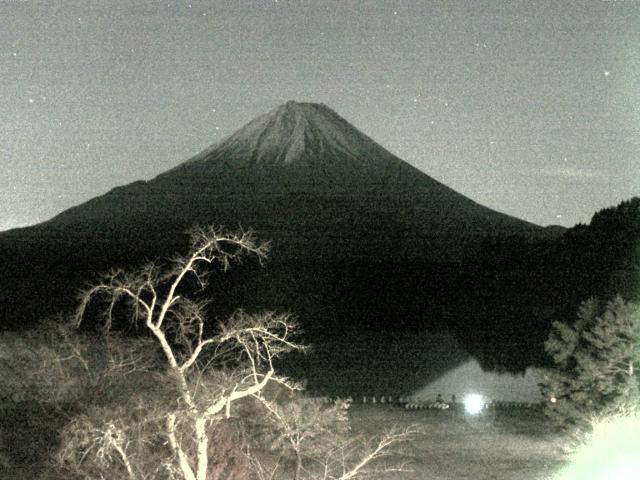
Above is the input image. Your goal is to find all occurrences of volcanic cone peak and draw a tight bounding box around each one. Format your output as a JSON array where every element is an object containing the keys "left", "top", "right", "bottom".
[
  {"left": 43, "top": 100, "right": 543, "bottom": 256},
  {"left": 165, "top": 100, "right": 418, "bottom": 187}
]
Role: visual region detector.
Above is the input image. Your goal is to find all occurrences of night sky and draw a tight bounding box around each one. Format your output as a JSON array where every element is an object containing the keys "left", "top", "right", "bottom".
[{"left": 2, "top": 0, "right": 638, "bottom": 231}]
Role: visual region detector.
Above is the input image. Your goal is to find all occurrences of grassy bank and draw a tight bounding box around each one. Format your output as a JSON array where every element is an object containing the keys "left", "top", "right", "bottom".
[{"left": 347, "top": 404, "right": 569, "bottom": 480}]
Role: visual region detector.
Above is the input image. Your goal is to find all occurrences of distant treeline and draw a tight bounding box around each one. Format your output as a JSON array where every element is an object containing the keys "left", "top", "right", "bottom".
[
  {"left": 452, "top": 197, "right": 639, "bottom": 372},
  {"left": 206, "top": 198, "right": 639, "bottom": 391}
]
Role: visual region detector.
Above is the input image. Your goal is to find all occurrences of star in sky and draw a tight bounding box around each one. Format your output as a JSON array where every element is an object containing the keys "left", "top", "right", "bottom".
[{"left": 1, "top": 1, "right": 637, "bottom": 230}]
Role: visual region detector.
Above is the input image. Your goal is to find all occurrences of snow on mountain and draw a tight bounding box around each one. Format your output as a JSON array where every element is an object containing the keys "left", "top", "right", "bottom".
[
  {"left": 158, "top": 101, "right": 442, "bottom": 194},
  {"left": 176, "top": 101, "right": 404, "bottom": 171}
]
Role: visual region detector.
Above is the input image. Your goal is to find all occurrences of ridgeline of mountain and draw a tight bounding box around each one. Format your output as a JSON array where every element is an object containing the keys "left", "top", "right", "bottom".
[{"left": 25, "top": 101, "right": 544, "bottom": 264}]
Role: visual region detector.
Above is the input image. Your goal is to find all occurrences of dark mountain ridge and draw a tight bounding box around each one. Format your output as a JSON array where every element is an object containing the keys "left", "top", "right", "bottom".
[{"left": 13, "top": 101, "right": 545, "bottom": 261}]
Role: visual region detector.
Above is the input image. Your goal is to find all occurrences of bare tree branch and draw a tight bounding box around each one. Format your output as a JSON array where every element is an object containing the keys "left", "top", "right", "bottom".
[
  {"left": 318, "top": 425, "right": 420, "bottom": 480},
  {"left": 69, "top": 225, "right": 300, "bottom": 480}
]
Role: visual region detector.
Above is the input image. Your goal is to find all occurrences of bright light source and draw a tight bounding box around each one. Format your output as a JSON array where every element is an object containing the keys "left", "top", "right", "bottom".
[
  {"left": 464, "top": 394, "right": 485, "bottom": 415},
  {"left": 601, "top": 462, "right": 640, "bottom": 480},
  {"left": 554, "top": 413, "right": 640, "bottom": 479}
]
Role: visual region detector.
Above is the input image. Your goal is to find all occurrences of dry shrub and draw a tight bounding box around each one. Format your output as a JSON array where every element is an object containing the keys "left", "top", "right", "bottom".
[{"left": 203, "top": 422, "right": 255, "bottom": 480}]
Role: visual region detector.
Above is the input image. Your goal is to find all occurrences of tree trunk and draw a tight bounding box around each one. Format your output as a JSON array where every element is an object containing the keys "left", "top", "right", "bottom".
[
  {"left": 195, "top": 417, "right": 209, "bottom": 480},
  {"left": 293, "top": 450, "right": 302, "bottom": 480}
]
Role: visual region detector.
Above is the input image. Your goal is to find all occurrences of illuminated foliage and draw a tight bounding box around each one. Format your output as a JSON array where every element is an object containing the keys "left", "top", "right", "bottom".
[{"left": 537, "top": 296, "right": 640, "bottom": 437}]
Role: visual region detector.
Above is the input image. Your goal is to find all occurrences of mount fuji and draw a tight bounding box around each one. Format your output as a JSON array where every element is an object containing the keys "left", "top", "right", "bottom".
[
  {"left": 1, "top": 102, "right": 558, "bottom": 387},
  {"left": 17, "top": 101, "right": 544, "bottom": 264}
]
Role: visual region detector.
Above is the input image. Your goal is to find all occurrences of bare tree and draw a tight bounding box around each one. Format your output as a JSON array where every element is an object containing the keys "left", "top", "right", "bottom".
[
  {"left": 71, "top": 226, "right": 304, "bottom": 480},
  {"left": 318, "top": 426, "right": 419, "bottom": 480},
  {"left": 250, "top": 395, "right": 351, "bottom": 480},
  {"left": 247, "top": 393, "right": 419, "bottom": 480},
  {"left": 52, "top": 225, "right": 418, "bottom": 480}
]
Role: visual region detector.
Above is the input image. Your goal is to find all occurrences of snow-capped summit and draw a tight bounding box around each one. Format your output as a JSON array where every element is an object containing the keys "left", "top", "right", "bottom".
[
  {"left": 184, "top": 101, "right": 395, "bottom": 168},
  {"left": 162, "top": 101, "right": 421, "bottom": 190}
]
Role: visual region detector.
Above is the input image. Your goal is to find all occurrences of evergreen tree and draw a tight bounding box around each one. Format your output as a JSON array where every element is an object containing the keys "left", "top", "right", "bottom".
[{"left": 537, "top": 295, "right": 640, "bottom": 436}]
